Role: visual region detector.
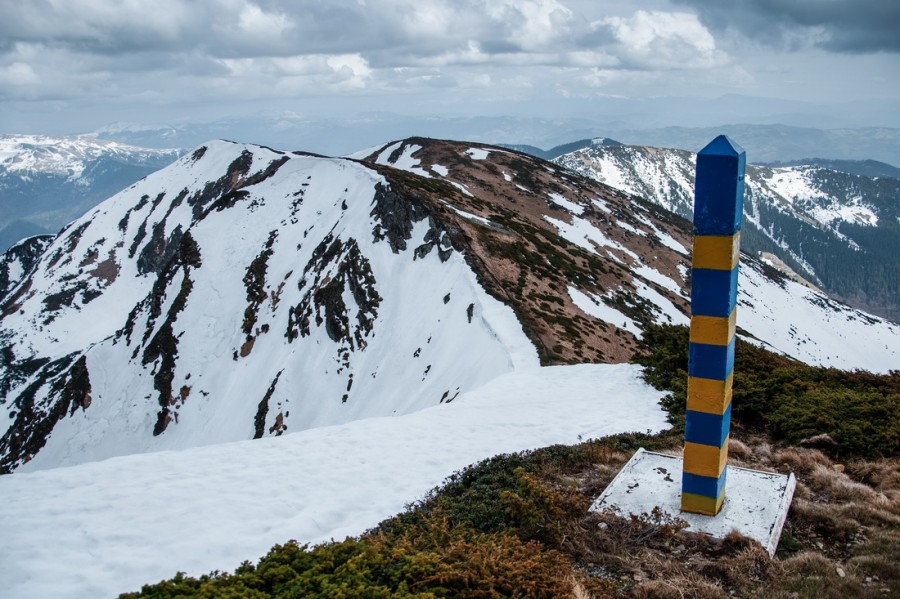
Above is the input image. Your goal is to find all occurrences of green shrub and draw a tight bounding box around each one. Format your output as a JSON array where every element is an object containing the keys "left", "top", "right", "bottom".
[
  {"left": 636, "top": 324, "right": 900, "bottom": 458},
  {"left": 769, "top": 387, "right": 900, "bottom": 457}
]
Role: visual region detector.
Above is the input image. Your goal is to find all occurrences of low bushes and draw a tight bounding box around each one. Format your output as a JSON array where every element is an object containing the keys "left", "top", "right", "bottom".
[{"left": 635, "top": 324, "right": 900, "bottom": 458}]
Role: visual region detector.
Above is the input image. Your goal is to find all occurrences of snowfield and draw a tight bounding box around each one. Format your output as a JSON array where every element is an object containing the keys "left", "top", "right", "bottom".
[{"left": 0, "top": 363, "right": 667, "bottom": 599}]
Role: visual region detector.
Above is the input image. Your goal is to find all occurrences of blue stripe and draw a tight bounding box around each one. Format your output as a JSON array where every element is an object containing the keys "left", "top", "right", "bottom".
[
  {"left": 688, "top": 339, "right": 735, "bottom": 381},
  {"left": 691, "top": 267, "right": 739, "bottom": 318},
  {"left": 684, "top": 403, "right": 732, "bottom": 448},
  {"left": 693, "top": 144, "right": 746, "bottom": 236},
  {"left": 682, "top": 468, "right": 728, "bottom": 499}
]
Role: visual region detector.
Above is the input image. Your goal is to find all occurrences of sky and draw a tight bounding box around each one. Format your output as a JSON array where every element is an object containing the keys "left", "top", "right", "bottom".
[{"left": 1, "top": 0, "right": 898, "bottom": 137}]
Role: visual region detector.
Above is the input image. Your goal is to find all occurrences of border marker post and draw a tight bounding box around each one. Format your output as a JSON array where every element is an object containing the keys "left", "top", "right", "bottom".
[{"left": 682, "top": 135, "right": 745, "bottom": 516}]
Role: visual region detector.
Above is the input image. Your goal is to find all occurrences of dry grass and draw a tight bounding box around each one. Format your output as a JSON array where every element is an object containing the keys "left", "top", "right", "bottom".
[{"left": 555, "top": 434, "right": 900, "bottom": 598}]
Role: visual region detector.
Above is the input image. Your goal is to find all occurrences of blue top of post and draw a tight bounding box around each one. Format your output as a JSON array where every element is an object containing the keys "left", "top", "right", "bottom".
[{"left": 694, "top": 135, "right": 746, "bottom": 236}]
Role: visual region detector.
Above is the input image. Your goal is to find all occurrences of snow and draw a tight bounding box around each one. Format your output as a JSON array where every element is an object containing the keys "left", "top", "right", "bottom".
[
  {"left": 390, "top": 144, "right": 429, "bottom": 177},
  {"left": 737, "top": 260, "right": 900, "bottom": 373},
  {"left": 502, "top": 171, "right": 513, "bottom": 182},
  {"left": 591, "top": 198, "right": 612, "bottom": 214},
  {"left": 633, "top": 265, "right": 686, "bottom": 298},
  {"left": 430, "top": 164, "right": 449, "bottom": 176},
  {"left": 544, "top": 215, "right": 641, "bottom": 264},
  {"left": 373, "top": 142, "right": 431, "bottom": 177},
  {"left": 593, "top": 449, "right": 795, "bottom": 557},
  {"left": 0, "top": 134, "right": 179, "bottom": 178},
  {"left": 447, "top": 204, "right": 493, "bottom": 227},
  {"left": 4, "top": 141, "right": 541, "bottom": 473},
  {"left": 343, "top": 143, "right": 387, "bottom": 160},
  {"left": 633, "top": 280, "right": 689, "bottom": 326},
  {"left": 764, "top": 168, "right": 827, "bottom": 205},
  {"left": 759, "top": 167, "right": 879, "bottom": 228},
  {"left": 465, "top": 147, "right": 490, "bottom": 160},
  {"left": 547, "top": 192, "right": 584, "bottom": 215},
  {"left": 374, "top": 141, "right": 402, "bottom": 164},
  {"left": 0, "top": 363, "right": 668, "bottom": 599},
  {"left": 569, "top": 286, "right": 643, "bottom": 338},
  {"left": 648, "top": 223, "right": 689, "bottom": 255},
  {"left": 449, "top": 180, "right": 474, "bottom": 196}
]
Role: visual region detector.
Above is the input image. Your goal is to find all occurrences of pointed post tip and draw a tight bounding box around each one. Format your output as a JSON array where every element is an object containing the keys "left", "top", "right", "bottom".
[{"left": 699, "top": 135, "right": 745, "bottom": 158}]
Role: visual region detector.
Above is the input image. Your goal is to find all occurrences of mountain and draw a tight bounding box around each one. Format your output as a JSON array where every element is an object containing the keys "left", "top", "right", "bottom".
[
  {"left": 0, "top": 134, "right": 183, "bottom": 251},
  {"left": 500, "top": 137, "right": 623, "bottom": 161},
  {"left": 2, "top": 138, "right": 898, "bottom": 474},
  {"left": 554, "top": 143, "right": 900, "bottom": 322},
  {"left": 90, "top": 118, "right": 900, "bottom": 166},
  {"left": 595, "top": 124, "right": 900, "bottom": 169},
  {"left": 88, "top": 115, "right": 608, "bottom": 157},
  {"left": 759, "top": 158, "right": 900, "bottom": 180}
]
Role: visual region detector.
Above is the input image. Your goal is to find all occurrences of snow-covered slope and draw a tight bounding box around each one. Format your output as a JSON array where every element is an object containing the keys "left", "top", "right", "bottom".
[
  {"left": 0, "top": 363, "right": 667, "bottom": 599},
  {"left": 0, "top": 140, "right": 537, "bottom": 473},
  {"left": 0, "top": 134, "right": 182, "bottom": 251},
  {"left": 554, "top": 142, "right": 900, "bottom": 321},
  {"left": 2, "top": 137, "right": 899, "bottom": 476},
  {"left": 367, "top": 139, "right": 900, "bottom": 373},
  {"left": 0, "top": 234, "right": 54, "bottom": 300}
]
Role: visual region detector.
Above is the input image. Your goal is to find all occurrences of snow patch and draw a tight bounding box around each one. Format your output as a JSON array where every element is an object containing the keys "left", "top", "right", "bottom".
[
  {"left": 544, "top": 215, "right": 641, "bottom": 264},
  {"left": 0, "top": 364, "right": 667, "bottom": 599},
  {"left": 547, "top": 192, "right": 584, "bottom": 215},
  {"left": 568, "top": 286, "right": 643, "bottom": 338},
  {"left": 448, "top": 180, "right": 474, "bottom": 196}
]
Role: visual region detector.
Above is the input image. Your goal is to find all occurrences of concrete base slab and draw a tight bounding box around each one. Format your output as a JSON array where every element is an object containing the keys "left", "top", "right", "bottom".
[{"left": 590, "top": 448, "right": 795, "bottom": 556}]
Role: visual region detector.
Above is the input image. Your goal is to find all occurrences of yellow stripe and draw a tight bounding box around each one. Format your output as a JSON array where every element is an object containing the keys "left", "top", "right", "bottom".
[
  {"left": 681, "top": 491, "right": 726, "bottom": 516},
  {"left": 692, "top": 233, "right": 740, "bottom": 271},
  {"left": 683, "top": 438, "right": 729, "bottom": 478},
  {"left": 689, "top": 309, "right": 736, "bottom": 346},
  {"left": 687, "top": 373, "right": 733, "bottom": 415}
]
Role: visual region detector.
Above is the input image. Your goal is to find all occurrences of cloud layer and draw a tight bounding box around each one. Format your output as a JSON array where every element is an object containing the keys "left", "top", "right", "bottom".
[
  {"left": 0, "top": 1, "right": 732, "bottom": 103},
  {"left": 674, "top": 0, "right": 900, "bottom": 53},
  {"left": 0, "top": 0, "right": 896, "bottom": 132}
]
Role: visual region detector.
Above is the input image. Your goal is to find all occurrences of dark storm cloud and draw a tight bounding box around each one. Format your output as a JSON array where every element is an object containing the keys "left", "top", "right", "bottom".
[{"left": 673, "top": 0, "right": 900, "bottom": 53}]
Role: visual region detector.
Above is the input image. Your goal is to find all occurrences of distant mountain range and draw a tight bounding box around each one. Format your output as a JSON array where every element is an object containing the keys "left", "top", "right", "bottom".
[
  {"left": 0, "top": 135, "right": 182, "bottom": 251},
  {"left": 83, "top": 118, "right": 900, "bottom": 167},
  {"left": 552, "top": 140, "right": 900, "bottom": 321},
  {"left": 3, "top": 137, "right": 898, "bottom": 474}
]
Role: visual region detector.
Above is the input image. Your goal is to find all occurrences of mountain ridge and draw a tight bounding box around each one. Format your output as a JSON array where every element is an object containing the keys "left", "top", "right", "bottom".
[
  {"left": 553, "top": 142, "right": 900, "bottom": 322},
  {"left": 2, "top": 137, "right": 898, "bottom": 474}
]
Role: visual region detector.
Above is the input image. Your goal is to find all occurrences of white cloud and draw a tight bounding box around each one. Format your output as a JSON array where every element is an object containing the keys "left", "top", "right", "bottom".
[
  {"left": 599, "top": 10, "right": 728, "bottom": 69},
  {"left": 0, "top": 62, "right": 39, "bottom": 87},
  {"left": 236, "top": 3, "right": 293, "bottom": 40}
]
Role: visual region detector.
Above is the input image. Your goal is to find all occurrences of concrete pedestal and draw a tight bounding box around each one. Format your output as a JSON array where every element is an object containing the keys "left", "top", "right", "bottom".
[{"left": 590, "top": 448, "right": 795, "bottom": 556}]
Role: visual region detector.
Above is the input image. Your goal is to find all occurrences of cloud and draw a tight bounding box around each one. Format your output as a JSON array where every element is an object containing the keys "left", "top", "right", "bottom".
[
  {"left": 0, "top": 0, "right": 734, "bottom": 108},
  {"left": 0, "top": 62, "right": 39, "bottom": 88},
  {"left": 597, "top": 10, "right": 728, "bottom": 69},
  {"left": 673, "top": 0, "right": 900, "bottom": 53}
]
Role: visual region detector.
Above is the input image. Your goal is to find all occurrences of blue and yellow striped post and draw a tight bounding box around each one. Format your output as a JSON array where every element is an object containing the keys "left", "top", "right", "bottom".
[{"left": 682, "top": 135, "right": 746, "bottom": 516}]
